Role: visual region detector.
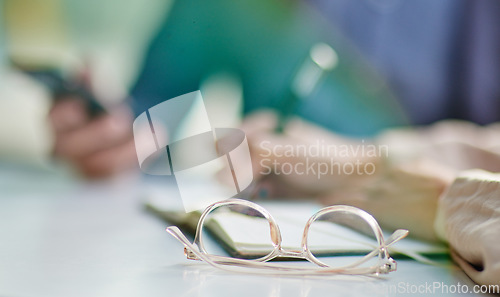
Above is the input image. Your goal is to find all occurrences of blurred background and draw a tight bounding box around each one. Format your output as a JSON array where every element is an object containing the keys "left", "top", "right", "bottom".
[{"left": 0, "top": 0, "right": 499, "bottom": 177}]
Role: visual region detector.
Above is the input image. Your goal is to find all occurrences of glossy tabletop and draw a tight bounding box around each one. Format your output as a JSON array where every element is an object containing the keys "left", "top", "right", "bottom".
[{"left": 0, "top": 166, "right": 494, "bottom": 297}]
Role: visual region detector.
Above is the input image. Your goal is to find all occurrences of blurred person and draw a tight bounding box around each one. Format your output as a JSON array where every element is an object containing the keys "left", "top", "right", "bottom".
[
  {"left": 205, "top": 0, "right": 500, "bottom": 238},
  {"left": 131, "top": 0, "right": 500, "bottom": 236},
  {"left": 0, "top": 0, "right": 169, "bottom": 177}
]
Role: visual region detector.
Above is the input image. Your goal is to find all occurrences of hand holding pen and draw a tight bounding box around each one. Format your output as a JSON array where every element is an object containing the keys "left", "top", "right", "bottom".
[
  {"left": 21, "top": 66, "right": 140, "bottom": 178},
  {"left": 247, "top": 43, "right": 339, "bottom": 198}
]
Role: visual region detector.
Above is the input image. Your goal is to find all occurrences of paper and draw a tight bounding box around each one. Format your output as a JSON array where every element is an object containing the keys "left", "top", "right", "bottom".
[{"left": 205, "top": 202, "right": 447, "bottom": 258}]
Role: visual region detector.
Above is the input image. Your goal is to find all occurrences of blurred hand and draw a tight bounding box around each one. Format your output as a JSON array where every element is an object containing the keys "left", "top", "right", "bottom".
[
  {"left": 318, "top": 160, "right": 453, "bottom": 241},
  {"left": 228, "top": 110, "right": 454, "bottom": 241},
  {"left": 49, "top": 99, "right": 138, "bottom": 178},
  {"left": 231, "top": 110, "right": 381, "bottom": 198}
]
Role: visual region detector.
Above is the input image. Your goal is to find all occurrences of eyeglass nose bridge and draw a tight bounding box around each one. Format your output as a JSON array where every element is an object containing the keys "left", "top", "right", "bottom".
[{"left": 277, "top": 248, "right": 308, "bottom": 259}]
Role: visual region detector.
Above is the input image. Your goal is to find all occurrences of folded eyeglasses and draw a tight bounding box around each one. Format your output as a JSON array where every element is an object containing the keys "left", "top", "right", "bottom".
[{"left": 167, "top": 198, "right": 409, "bottom": 276}]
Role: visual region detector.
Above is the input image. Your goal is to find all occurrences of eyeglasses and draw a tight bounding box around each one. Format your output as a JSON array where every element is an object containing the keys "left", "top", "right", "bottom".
[{"left": 167, "top": 198, "right": 409, "bottom": 276}]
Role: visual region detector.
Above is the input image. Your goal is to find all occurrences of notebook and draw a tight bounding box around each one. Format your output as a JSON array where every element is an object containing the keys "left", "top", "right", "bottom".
[{"left": 145, "top": 196, "right": 448, "bottom": 260}]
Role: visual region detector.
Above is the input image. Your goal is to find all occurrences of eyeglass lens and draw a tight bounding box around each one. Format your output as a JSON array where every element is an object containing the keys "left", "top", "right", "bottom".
[
  {"left": 197, "top": 202, "right": 277, "bottom": 260},
  {"left": 306, "top": 209, "right": 382, "bottom": 268}
]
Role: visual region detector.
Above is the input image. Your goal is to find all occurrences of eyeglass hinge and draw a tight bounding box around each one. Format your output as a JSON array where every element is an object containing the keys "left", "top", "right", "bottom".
[
  {"left": 184, "top": 248, "right": 201, "bottom": 260},
  {"left": 379, "top": 258, "right": 397, "bottom": 274}
]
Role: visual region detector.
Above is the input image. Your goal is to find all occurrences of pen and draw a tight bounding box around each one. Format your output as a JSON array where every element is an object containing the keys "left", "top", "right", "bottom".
[
  {"left": 19, "top": 67, "right": 107, "bottom": 118},
  {"left": 275, "top": 42, "right": 338, "bottom": 133},
  {"left": 247, "top": 43, "right": 339, "bottom": 200}
]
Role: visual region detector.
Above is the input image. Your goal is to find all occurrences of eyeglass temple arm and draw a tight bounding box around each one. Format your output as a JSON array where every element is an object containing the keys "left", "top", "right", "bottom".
[
  {"left": 167, "top": 226, "right": 393, "bottom": 275},
  {"left": 166, "top": 226, "right": 201, "bottom": 260},
  {"left": 166, "top": 226, "right": 410, "bottom": 275},
  {"left": 167, "top": 226, "right": 267, "bottom": 265},
  {"left": 379, "top": 229, "right": 409, "bottom": 273},
  {"left": 337, "top": 228, "right": 409, "bottom": 273},
  {"left": 167, "top": 226, "right": 292, "bottom": 270},
  {"left": 385, "top": 229, "right": 409, "bottom": 246}
]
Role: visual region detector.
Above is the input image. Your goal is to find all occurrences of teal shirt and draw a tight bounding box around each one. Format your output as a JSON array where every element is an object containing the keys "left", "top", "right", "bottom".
[{"left": 132, "top": 0, "right": 409, "bottom": 136}]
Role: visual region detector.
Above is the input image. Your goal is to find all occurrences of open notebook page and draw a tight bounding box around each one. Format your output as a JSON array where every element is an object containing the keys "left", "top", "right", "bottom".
[{"left": 205, "top": 202, "right": 448, "bottom": 258}]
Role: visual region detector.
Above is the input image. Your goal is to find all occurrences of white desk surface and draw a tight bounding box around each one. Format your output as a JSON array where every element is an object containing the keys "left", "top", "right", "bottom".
[{"left": 0, "top": 166, "right": 494, "bottom": 297}]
